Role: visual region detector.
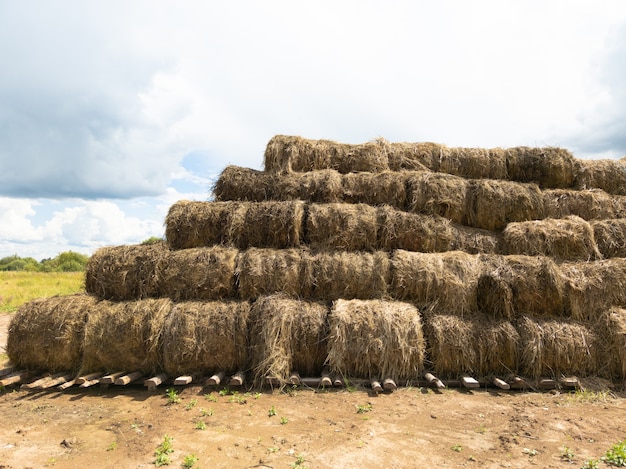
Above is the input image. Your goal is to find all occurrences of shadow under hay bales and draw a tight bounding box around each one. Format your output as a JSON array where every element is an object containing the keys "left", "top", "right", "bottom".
[{"left": 327, "top": 299, "right": 425, "bottom": 381}]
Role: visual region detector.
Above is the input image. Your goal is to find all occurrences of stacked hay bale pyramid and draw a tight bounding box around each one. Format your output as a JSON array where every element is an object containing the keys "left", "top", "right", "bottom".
[{"left": 7, "top": 135, "right": 626, "bottom": 390}]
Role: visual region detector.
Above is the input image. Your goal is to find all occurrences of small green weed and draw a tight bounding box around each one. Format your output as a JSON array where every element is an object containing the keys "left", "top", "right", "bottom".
[
  {"left": 182, "top": 454, "right": 198, "bottom": 468},
  {"left": 451, "top": 444, "right": 463, "bottom": 452},
  {"left": 268, "top": 406, "right": 277, "bottom": 417},
  {"left": 106, "top": 440, "right": 117, "bottom": 451},
  {"left": 522, "top": 448, "right": 537, "bottom": 457},
  {"left": 603, "top": 439, "right": 626, "bottom": 466},
  {"left": 165, "top": 388, "right": 181, "bottom": 405},
  {"left": 199, "top": 407, "right": 213, "bottom": 417},
  {"left": 280, "top": 417, "right": 289, "bottom": 425},
  {"left": 291, "top": 453, "right": 308, "bottom": 468},
  {"left": 154, "top": 434, "right": 174, "bottom": 466},
  {"left": 195, "top": 421, "right": 207, "bottom": 430},
  {"left": 581, "top": 459, "right": 600, "bottom": 469},
  {"left": 561, "top": 446, "right": 575, "bottom": 462},
  {"left": 355, "top": 403, "right": 372, "bottom": 414},
  {"left": 185, "top": 399, "right": 197, "bottom": 410},
  {"left": 204, "top": 393, "right": 218, "bottom": 402}
]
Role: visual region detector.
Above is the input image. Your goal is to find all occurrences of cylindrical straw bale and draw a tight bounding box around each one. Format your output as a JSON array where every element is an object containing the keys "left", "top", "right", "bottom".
[
  {"left": 502, "top": 216, "right": 601, "bottom": 261},
  {"left": 306, "top": 203, "right": 378, "bottom": 252},
  {"left": 85, "top": 243, "right": 168, "bottom": 300},
  {"left": 327, "top": 299, "right": 425, "bottom": 381},
  {"left": 575, "top": 159, "right": 626, "bottom": 196},
  {"left": 601, "top": 308, "right": 626, "bottom": 379},
  {"left": 467, "top": 180, "right": 545, "bottom": 231},
  {"left": 389, "top": 250, "right": 483, "bottom": 316},
  {"left": 230, "top": 201, "right": 305, "bottom": 249},
  {"left": 516, "top": 315, "right": 600, "bottom": 379},
  {"left": 453, "top": 225, "right": 502, "bottom": 255},
  {"left": 305, "top": 251, "right": 390, "bottom": 300},
  {"left": 592, "top": 219, "right": 626, "bottom": 259},
  {"left": 506, "top": 146, "right": 577, "bottom": 188},
  {"left": 236, "top": 248, "right": 308, "bottom": 299},
  {"left": 160, "top": 300, "right": 250, "bottom": 376},
  {"left": 543, "top": 189, "right": 620, "bottom": 220},
  {"left": 212, "top": 166, "right": 275, "bottom": 202},
  {"left": 406, "top": 172, "right": 470, "bottom": 224},
  {"left": 249, "top": 295, "right": 328, "bottom": 385},
  {"left": 342, "top": 171, "right": 409, "bottom": 208},
  {"left": 387, "top": 142, "right": 443, "bottom": 172},
  {"left": 158, "top": 247, "right": 237, "bottom": 301},
  {"left": 7, "top": 295, "right": 96, "bottom": 373},
  {"left": 80, "top": 298, "right": 172, "bottom": 375}
]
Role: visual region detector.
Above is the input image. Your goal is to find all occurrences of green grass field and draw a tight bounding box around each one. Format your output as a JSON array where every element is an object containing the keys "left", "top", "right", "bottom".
[{"left": 0, "top": 271, "right": 85, "bottom": 314}]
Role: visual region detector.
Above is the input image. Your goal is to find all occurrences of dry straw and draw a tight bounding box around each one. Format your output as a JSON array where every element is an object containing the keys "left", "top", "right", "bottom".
[
  {"left": 249, "top": 295, "right": 328, "bottom": 385},
  {"left": 85, "top": 242, "right": 168, "bottom": 301},
  {"left": 306, "top": 203, "right": 378, "bottom": 252},
  {"left": 543, "top": 189, "right": 624, "bottom": 220},
  {"left": 80, "top": 298, "right": 171, "bottom": 375},
  {"left": 424, "top": 313, "right": 519, "bottom": 378},
  {"left": 502, "top": 216, "right": 601, "bottom": 261},
  {"left": 160, "top": 300, "right": 250, "bottom": 376},
  {"left": 159, "top": 247, "right": 238, "bottom": 301},
  {"left": 516, "top": 315, "right": 601, "bottom": 379},
  {"left": 592, "top": 219, "right": 626, "bottom": 259},
  {"left": 390, "top": 250, "right": 483, "bottom": 316},
  {"left": 327, "top": 299, "right": 425, "bottom": 381},
  {"left": 506, "top": 146, "right": 577, "bottom": 188},
  {"left": 601, "top": 308, "right": 626, "bottom": 379},
  {"left": 8, "top": 295, "right": 97, "bottom": 373},
  {"left": 575, "top": 159, "right": 626, "bottom": 196},
  {"left": 406, "top": 172, "right": 469, "bottom": 224},
  {"left": 342, "top": 171, "right": 409, "bottom": 208}
]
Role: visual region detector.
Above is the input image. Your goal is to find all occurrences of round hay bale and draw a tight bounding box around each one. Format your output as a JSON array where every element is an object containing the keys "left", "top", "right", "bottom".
[
  {"left": 466, "top": 179, "right": 545, "bottom": 231},
  {"left": 342, "top": 171, "right": 409, "bottom": 208},
  {"left": 85, "top": 243, "right": 168, "bottom": 301},
  {"left": 502, "top": 216, "right": 601, "bottom": 261},
  {"left": 592, "top": 219, "right": 626, "bottom": 259},
  {"left": 406, "top": 171, "right": 470, "bottom": 224},
  {"left": 327, "top": 299, "right": 425, "bottom": 381},
  {"left": 159, "top": 247, "right": 238, "bottom": 301},
  {"left": 249, "top": 295, "right": 328, "bottom": 385},
  {"left": 305, "top": 251, "right": 390, "bottom": 301},
  {"left": 160, "top": 300, "right": 250, "bottom": 376},
  {"left": 516, "top": 315, "right": 600, "bottom": 379},
  {"left": 543, "top": 188, "right": 620, "bottom": 220},
  {"left": 560, "top": 258, "right": 626, "bottom": 321},
  {"left": 80, "top": 298, "right": 171, "bottom": 375},
  {"left": 389, "top": 250, "right": 483, "bottom": 316},
  {"left": 236, "top": 248, "right": 308, "bottom": 300},
  {"left": 506, "top": 146, "right": 577, "bottom": 188},
  {"left": 306, "top": 203, "right": 378, "bottom": 252},
  {"left": 575, "top": 158, "right": 626, "bottom": 196},
  {"left": 424, "top": 313, "right": 519, "bottom": 378},
  {"left": 7, "top": 295, "right": 96, "bottom": 373},
  {"left": 212, "top": 165, "right": 276, "bottom": 202}
]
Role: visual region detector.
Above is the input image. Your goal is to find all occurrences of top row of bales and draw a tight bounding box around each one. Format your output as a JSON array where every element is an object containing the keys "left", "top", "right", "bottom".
[{"left": 264, "top": 135, "right": 626, "bottom": 195}]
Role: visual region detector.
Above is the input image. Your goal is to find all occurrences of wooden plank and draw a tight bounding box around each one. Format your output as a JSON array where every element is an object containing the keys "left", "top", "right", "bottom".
[
  {"left": 76, "top": 372, "right": 104, "bottom": 385},
  {"left": 333, "top": 376, "right": 343, "bottom": 387},
  {"left": 79, "top": 378, "right": 100, "bottom": 388},
  {"left": 114, "top": 371, "right": 143, "bottom": 386},
  {"left": 100, "top": 371, "right": 125, "bottom": 385},
  {"left": 205, "top": 372, "right": 225, "bottom": 386},
  {"left": 461, "top": 376, "right": 480, "bottom": 389},
  {"left": 0, "top": 370, "right": 30, "bottom": 387},
  {"left": 424, "top": 372, "right": 445, "bottom": 389},
  {"left": 289, "top": 372, "right": 301, "bottom": 386},
  {"left": 21, "top": 373, "right": 53, "bottom": 390},
  {"left": 144, "top": 373, "right": 168, "bottom": 391},
  {"left": 228, "top": 372, "right": 245, "bottom": 387},
  {"left": 383, "top": 378, "right": 397, "bottom": 391},
  {"left": 174, "top": 375, "right": 194, "bottom": 386},
  {"left": 58, "top": 379, "right": 77, "bottom": 390},
  {"left": 509, "top": 376, "right": 530, "bottom": 390},
  {"left": 492, "top": 377, "right": 511, "bottom": 390},
  {"left": 39, "top": 373, "right": 72, "bottom": 389},
  {"left": 370, "top": 379, "right": 383, "bottom": 393},
  {"left": 559, "top": 377, "right": 579, "bottom": 388}
]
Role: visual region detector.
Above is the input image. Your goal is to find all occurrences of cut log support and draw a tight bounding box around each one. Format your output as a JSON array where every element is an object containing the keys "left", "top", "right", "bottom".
[
  {"left": 539, "top": 378, "right": 557, "bottom": 390},
  {"left": 100, "top": 372, "right": 125, "bottom": 385},
  {"left": 79, "top": 378, "right": 101, "bottom": 388},
  {"left": 0, "top": 371, "right": 30, "bottom": 387},
  {"left": 114, "top": 371, "right": 144, "bottom": 386},
  {"left": 492, "top": 377, "right": 511, "bottom": 390},
  {"left": 461, "top": 376, "right": 480, "bottom": 389},
  {"left": 559, "top": 377, "right": 579, "bottom": 389},
  {"left": 206, "top": 372, "right": 225, "bottom": 387},
  {"left": 40, "top": 373, "right": 73, "bottom": 389},
  {"left": 370, "top": 379, "right": 383, "bottom": 393},
  {"left": 58, "top": 379, "right": 77, "bottom": 390},
  {"left": 76, "top": 372, "right": 104, "bottom": 385},
  {"left": 509, "top": 376, "right": 530, "bottom": 390},
  {"left": 144, "top": 374, "right": 168, "bottom": 391},
  {"left": 333, "top": 376, "right": 343, "bottom": 387},
  {"left": 289, "top": 372, "right": 301, "bottom": 386},
  {"left": 424, "top": 372, "right": 445, "bottom": 389},
  {"left": 320, "top": 369, "right": 332, "bottom": 387},
  {"left": 383, "top": 378, "right": 397, "bottom": 391},
  {"left": 228, "top": 372, "right": 245, "bottom": 387},
  {"left": 21, "top": 373, "right": 53, "bottom": 390}
]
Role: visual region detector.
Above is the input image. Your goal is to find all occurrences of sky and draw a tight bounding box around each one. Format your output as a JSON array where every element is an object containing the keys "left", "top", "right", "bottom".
[{"left": 1, "top": 1, "right": 626, "bottom": 260}]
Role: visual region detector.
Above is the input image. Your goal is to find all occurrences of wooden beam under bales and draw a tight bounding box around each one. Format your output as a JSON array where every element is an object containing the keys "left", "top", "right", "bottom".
[
  {"left": 114, "top": 371, "right": 144, "bottom": 386},
  {"left": 144, "top": 374, "right": 168, "bottom": 391}
]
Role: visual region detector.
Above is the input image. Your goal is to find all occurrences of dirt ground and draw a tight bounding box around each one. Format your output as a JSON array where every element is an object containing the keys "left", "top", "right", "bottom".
[{"left": 1, "top": 315, "right": 625, "bottom": 469}]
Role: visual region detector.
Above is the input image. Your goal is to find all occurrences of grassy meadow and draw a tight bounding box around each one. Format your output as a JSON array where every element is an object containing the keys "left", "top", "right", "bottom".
[{"left": 0, "top": 271, "right": 85, "bottom": 314}]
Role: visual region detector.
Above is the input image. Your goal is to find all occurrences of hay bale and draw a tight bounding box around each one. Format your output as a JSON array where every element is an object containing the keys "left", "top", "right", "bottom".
[
  {"left": 453, "top": 225, "right": 502, "bottom": 255},
  {"left": 406, "top": 172, "right": 470, "bottom": 224},
  {"left": 543, "top": 189, "right": 620, "bottom": 220},
  {"left": 212, "top": 166, "right": 275, "bottom": 202},
  {"left": 575, "top": 158, "right": 626, "bottom": 195},
  {"left": 249, "top": 295, "right": 328, "bottom": 385},
  {"left": 159, "top": 247, "right": 238, "bottom": 301},
  {"left": 516, "top": 315, "right": 600, "bottom": 378},
  {"left": 327, "top": 299, "right": 425, "bottom": 381},
  {"left": 502, "top": 216, "right": 601, "bottom": 261},
  {"left": 85, "top": 243, "right": 168, "bottom": 301},
  {"left": 601, "top": 308, "right": 626, "bottom": 379},
  {"left": 80, "top": 298, "right": 171, "bottom": 375},
  {"left": 305, "top": 251, "right": 390, "bottom": 300},
  {"left": 263, "top": 135, "right": 391, "bottom": 173},
  {"left": 476, "top": 272, "right": 514, "bottom": 320},
  {"left": 424, "top": 314, "right": 519, "bottom": 377},
  {"left": 306, "top": 203, "right": 378, "bottom": 252},
  {"left": 506, "top": 146, "right": 577, "bottom": 188},
  {"left": 592, "top": 219, "right": 626, "bottom": 258},
  {"left": 160, "top": 301, "right": 250, "bottom": 376},
  {"left": 389, "top": 250, "right": 483, "bottom": 316},
  {"left": 342, "top": 171, "right": 409, "bottom": 208},
  {"left": 560, "top": 258, "right": 626, "bottom": 321},
  {"left": 467, "top": 179, "right": 545, "bottom": 231},
  {"left": 230, "top": 201, "right": 305, "bottom": 249},
  {"left": 236, "top": 248, "right": 308, "bottom": 299},
  {"left": 7, "top": 295, "right": 96, "bottom": 373}
]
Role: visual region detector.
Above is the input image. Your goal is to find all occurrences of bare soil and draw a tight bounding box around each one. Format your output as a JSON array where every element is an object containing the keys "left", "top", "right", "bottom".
[{"left": 1, "top": 316, "right": 625, "bottom": 469}]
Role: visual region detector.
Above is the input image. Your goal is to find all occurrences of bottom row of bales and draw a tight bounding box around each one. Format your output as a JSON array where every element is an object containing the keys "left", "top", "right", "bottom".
[{"left": 7, "top": 294, "right": 626, "bottom": 385}]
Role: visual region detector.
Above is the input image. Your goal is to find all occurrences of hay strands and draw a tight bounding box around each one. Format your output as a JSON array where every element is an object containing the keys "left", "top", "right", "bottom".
[
  {"left": 114, "top": 371, "right": 144, "bottom": 386},
  {"left": 144, "top": 373, "right": 168, "bottom": 391},
  {"left": 0, "top": 370, "right": 31, "bottom": 387}
]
